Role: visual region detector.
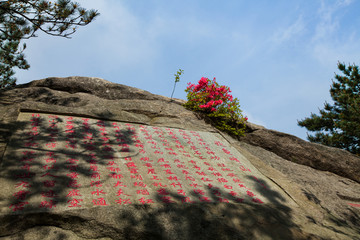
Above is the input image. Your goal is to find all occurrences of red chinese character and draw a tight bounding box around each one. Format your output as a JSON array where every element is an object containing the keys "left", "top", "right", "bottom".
[
  {"left": 218, "top": 198, "right": 229, "bottom": 203},
  {"left": 193, "top": 189, "right": 205, "bottom": 195},
  {"left": 140, "top": 157, "right": 150, "bottom": 162},
  {"left": 13, "top": 190, "right": 30, "bottom": 200},
  {"left": 196, "top": 171, "right": 206, "bottom": 176},
  {"left": 235, "top": 198, "right": 244, "bottom": 203},
  {"left": 207, "top": 184, "right": 219, "bottom": 190},
  {"left": 222, "top": 148, "right": 231, "bottom": 154},
  {"left": 91, "top": 189, "right": 106, "bottom": 196},
  {"left": 239, "top": 165, "right": 251, "bottom": 172},
  {"left": 224, "top": 185, "right": 233, "bottom": 189},
  {"left": 171, "top": 182, "right": 182, "bottom": 188},
  {"left": 152, "top": 176, "right": 161, "bottom": 181},
  {"left": 229, "top": 191, "right": 238, "bottom": 196},
  {"left": 9, "top": 201, "right": 29, "bottom": 211},
  {"left": 67, "top": 172, "right": 79, "bottom": 179},
  {"left": 229, "top": 157, "right": 240, "bottom": 163},
  {"left": 165, "top": 169, "right": 174, "bottom": 174},
  {"left": 44, "top": 180, "right": 56, "bottom": 187},
  {"left": 113, "top": 181, "right": 127, "bottom": 187},
  {"left": 67, "top": 180, "right": 81, "bottom": 188},
  {"left": 160, "top": 196, "right": 175, "bottom": 204},
  {"left": 68, "top": 198, "right": 83, "bottom": 207},
  {"left": 177, "top": 189, "right": 186, "bottom": 196},
  {"left": 40, "top": 200, "right": 56, "bottom": 208},
  {"left": 129, "top": 168, "right": 139, "bottom": 174},
  {"left": 41, "top": 190, "right": 57, "bottom": 198},
  {"left": 130, "top": 175, "right": 142, "bottom": 181},
  {"left": 66, "top": 165, "right": 78, "bottom": 171},
  {"left": 137, "top": 189, "right": 150, "bottom": 195},
  {"left": 138, "top": 197, "right": 154, "bottom": 204},
  {"left": 93, "top": 198, "right": 108, "bottom": 206},
  {"left": 46, "top": 142, "right": 57, "bottom": 148},
  {"left": 109, "top": 173, "right": 123, "bottom": 179},
  {"left": 147, "top": 168, "right": 156, "bottom": 174},
  {"left": 116, "top": 189, "right": 131, "bottom": 196},
  {"left": 212, "top": 172, "right": 223, "bottom": 177},
  {"left": 252, "top": 198, "right": 263, "bottom": 204},
  {"left": 45, "top": 158, "right": 56, "bottom": 163},
  {"left": 90, "top": 165, "right": 99, "bottom": 171},
  {"left": 161, "top": 164, "right": 171, "bottom": 168},
  {"left": 217, "top": 178, "right": 228, "bottom": 183},
  {"left": 67, "top": 189, "right": 82, "bottom": 197},
  {"left": 15, "top": 181, "right": 31, "bottom": 188},
  {"left": 153, "top": 182, "right": 167, "bottom": 187},
  {"left": 168, "top": 176, "right": 179, "bottom": 181},
  {"left": 134, "top": 182, "right": 147, "bottom": 188},
  {"left": 246, "top": 191, "right": 255, "bottom": 197},
  {"left": 185, "top": 176, "right": 195, "bottom": 181},
  {"left": 233, "top": 178, "right": 243, "bottom": 183},
  {"left": 190, "top": 183, "right": 200, "bottom": 188},
  {"left": 126, "top": 162, "right": 137, "bottom": 168},
  {"left": 157, "top": 188, "right": 169, "bottom": 195},
  {"left": 201, "top": 177, "right": 213, "bottom": 182},
  {"left": 66, "top": 158, "right": 79, "bottom": 164},
  {"left": 212, "top": 190, "right": 221, "bottom": 196},
  {"left": 107, "top": 161, "right": 118, "bottom": 166},
  {"left": 107, "top": 167, "right": 121, "bottom": 172},
  {"left": 176, "top": 164, "right": 187, "bottom": 169},
  {"left": 221, "top": 168, "right": 233, "bottom": 172},
  {"left": 116, "top": 198, "right": 132, "bottom": 205},
  {"left": 199, "top": 196, "right": 211, "bottom": 202}
]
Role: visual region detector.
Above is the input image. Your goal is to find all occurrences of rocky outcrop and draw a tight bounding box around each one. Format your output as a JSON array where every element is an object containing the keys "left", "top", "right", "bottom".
[
  {"left": 239, "top": 124, "right": 360, "bottom": 183},
  {"left": 0, "top": 76, "right": 359, "bottom": 240}
]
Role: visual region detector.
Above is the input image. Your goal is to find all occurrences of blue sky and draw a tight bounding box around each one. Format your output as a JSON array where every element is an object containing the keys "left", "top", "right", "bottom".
[{"left": 14, "top": 0, "right": 360, "bottom": 140}]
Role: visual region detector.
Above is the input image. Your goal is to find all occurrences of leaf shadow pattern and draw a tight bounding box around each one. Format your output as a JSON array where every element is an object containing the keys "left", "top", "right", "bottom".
[
  {"left": 0, "top": 111, "right": 136, "bottom": 215},
  {"left": 110, "top": 178, "right": 317, "bottom": 240}
]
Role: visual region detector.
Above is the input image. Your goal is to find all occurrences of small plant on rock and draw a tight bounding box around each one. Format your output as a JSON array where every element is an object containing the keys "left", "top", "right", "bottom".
[
  {"left": 184, "top": 77, "right": 248, "bottom": 136},
  {"left": 170, "top": 69, "right": 184, "bottom": 100}
]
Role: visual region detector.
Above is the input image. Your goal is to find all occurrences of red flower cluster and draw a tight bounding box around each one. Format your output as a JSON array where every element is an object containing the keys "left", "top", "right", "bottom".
[{"left": 186, "top": 77, "right": 233, "bottom": 112}]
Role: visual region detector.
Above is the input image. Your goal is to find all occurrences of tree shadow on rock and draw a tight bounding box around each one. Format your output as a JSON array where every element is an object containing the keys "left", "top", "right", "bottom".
[{"left": 113, "top": 177, "right": 318, "bottom": 240}]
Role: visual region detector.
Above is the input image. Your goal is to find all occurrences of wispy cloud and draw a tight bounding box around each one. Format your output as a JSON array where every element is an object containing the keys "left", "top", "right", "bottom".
[{"left": 271, "top": 15, "right": 305, "bottom": 46}]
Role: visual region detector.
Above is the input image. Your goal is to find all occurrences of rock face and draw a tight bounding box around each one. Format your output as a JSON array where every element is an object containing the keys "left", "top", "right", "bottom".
[{"left": 0, "top": 76, "right": 359, "bottom": 240}]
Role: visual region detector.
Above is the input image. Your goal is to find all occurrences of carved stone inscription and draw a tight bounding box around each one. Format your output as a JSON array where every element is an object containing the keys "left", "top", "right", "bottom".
[{"left": 0, "top": 113, "right": 267, "bottom": 213}]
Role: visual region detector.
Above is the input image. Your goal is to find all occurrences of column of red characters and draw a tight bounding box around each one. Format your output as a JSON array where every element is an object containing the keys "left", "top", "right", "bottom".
[
  {"left": 87, "top": 120, "right": 109, "bottom": 207},
  {"left": 10, "top": 116, "right": 40, "bottom": 212},
  {"left": 39, "top": 115, "right": 61, "bottom": 209},
  {"left": 65, "top": 117, "right": 83, "bottom": 208},
  {"left": 111, "top": 122, "right": 131, "bottom": 205},
  {"left": 156, "top": 128, "right": 190, "bottom": 203},
  {"left": 130, "top": 125, "right": 154, "bottom": 205}
]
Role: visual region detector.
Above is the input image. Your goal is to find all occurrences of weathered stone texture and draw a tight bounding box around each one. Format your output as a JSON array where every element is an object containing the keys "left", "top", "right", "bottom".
[{"left": 0, "top": 76, "right": 359, "bottom": 240}]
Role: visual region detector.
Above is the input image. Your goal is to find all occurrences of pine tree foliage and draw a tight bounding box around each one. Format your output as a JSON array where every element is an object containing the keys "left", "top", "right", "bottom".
[
  {"left": 298, "top": 62, "right": 360, "bottom": 156},
  {"left": 0, "top": 0, "right": 99, "bottom": 88}
]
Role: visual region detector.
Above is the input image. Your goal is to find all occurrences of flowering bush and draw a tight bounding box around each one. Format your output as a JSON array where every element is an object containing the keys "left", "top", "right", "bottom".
[{"left": 184, "top": 77, "right": 248, "bottom": 136}]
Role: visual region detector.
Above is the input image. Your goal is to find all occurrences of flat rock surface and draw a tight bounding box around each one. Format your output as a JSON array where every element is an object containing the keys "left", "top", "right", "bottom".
[{"left": 0, "top": 77, "right": 359, "bottom": 239}]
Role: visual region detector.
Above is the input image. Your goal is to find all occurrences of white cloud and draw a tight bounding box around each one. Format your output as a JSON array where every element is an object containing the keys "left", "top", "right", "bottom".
[{"left": 271, "top": 15, "right": 305, "bottom": 46}]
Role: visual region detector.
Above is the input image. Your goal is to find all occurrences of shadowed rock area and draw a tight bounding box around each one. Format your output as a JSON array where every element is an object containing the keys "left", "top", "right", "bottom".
[{"left": 0, "top": 76, "right": 359, "bottom": 240}]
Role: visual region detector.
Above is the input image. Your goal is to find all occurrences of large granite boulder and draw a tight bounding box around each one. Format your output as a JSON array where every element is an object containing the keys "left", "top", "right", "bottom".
[{"left": 0, "top": 76, "right": 359, "bottom": 240}]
